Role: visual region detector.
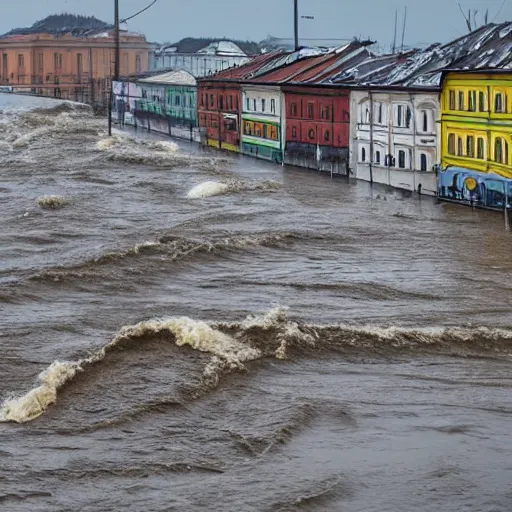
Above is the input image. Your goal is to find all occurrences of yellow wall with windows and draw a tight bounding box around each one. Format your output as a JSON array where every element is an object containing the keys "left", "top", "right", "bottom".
[{"left": 441, "top": 72, "right": 512, "bottom": 179}]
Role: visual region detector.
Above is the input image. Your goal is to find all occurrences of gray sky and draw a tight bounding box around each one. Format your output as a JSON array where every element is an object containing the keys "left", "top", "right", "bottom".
[{"left": 2, "top": 0, "right": 512, "bottom": 48}]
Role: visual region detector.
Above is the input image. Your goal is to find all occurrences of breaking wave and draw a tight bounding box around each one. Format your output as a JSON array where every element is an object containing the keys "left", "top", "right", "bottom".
[
  {"left": 2, "top": 307, "right": 512, "bottom": 424},
  {"left": 187, "top": 179, "right": 281, "bottom": 199}
]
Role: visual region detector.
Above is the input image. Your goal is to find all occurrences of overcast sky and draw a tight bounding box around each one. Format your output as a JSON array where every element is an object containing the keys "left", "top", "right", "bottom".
[{"left": 2, "top": 0, "right": 512, "bottom": 49}]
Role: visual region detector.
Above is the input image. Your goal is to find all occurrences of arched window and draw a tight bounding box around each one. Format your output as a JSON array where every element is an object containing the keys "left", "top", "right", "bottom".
[
  {"left": 422, "top": 110, "right": 428, "bottom": 132},
  {"left": 420, "top": 153, "right": 428, "bottom": 171},
  {"left": 308, "top": 128, "right": 315, "bottom": 140},
  {"left": 495, "top": 93, "right": 504, "bottom": 113},
  {"left": 495, "top": 137, "right": 509, "bottom": 164},
  {"left": 323, "top": 130, "right": 330, "bottom": 142}
]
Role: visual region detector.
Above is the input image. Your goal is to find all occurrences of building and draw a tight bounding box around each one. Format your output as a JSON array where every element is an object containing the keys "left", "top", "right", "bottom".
[
  {"left": 439, "top": 70, "right": 512, "bottom": 209},
  {"left": 0, "top": 14, "right": 151, "bottom": 103},
  {"left": 197, "top": 51, "right": 285, "bottom": 152},
  {"left": 113, "top": 69, "right": 199, "bottom": 141},
  {"left": 152, "top": 38, "right": 261, "bottom": 77}
]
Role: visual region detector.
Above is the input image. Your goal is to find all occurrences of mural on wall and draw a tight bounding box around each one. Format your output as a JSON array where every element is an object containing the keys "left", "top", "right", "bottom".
[{"left": 438, "top": 167, "right": 512, "bottom": 209}]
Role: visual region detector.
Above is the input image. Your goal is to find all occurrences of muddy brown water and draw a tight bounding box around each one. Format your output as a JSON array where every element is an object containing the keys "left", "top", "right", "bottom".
[{"left": 1, "top": 95, "right": 512, "bottom": 511}]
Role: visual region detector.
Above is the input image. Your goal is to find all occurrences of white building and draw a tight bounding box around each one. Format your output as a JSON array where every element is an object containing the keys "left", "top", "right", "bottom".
[
  {"left": 241, "top": 85, "right": 284, "bottom": 163},
  {"left": 350, "top": 89, "right": 439, "bottom": 195},
  {"left": 152, "top": 39, "right": 258, "bottom": 78}
]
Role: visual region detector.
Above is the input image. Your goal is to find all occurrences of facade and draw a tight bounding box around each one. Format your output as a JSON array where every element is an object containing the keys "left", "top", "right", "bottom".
[
  {"left": 0, "top": 15, "right": 151, "bottom": 103},
  {"left": 198, "top": 81, "right": 241, "bottom": 151},
  {"left": 152, "top": 38, "right": 260, "bottom": 77},
  {"left": 113, "top": 70, "right": 199, "bottom": 141},
  {"left": 241, "top": 85, "right": 283, "bottom": 162},
  {"left": 284, "top": 86, "right": 350, "bottom": 173},
  {"left": 350, "top": 89, "right": 439, "bottom": 194},
  {"left": 439, "top": 70, "right": 512, "bottom": 209}
]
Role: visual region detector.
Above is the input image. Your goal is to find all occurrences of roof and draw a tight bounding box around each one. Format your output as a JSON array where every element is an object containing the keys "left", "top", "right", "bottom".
[
  {"left": 260, "top": 35, "right": 356, "bottom": 52},
  {"left": 2, "top": 14, "right": 112, "bottom": 38},
  {"left": 330, "top": 22, "right": 512, "bottom": 89},
  {"left": 158, "top": 37, "right": 261, "bottom": 56},
  {"left": 253, "top": 41, "right": 374, "bottom": 84},
  {"left": 138, "top": 70, "right": 196, "bottom": 86},
  {"left": 199, "top": 51, "right": 286, "bottom": 81}
]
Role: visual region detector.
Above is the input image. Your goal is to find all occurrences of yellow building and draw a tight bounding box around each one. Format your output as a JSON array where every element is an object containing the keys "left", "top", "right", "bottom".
[{"left": 439, "top": 70, "right": 512, "bottom": 209}]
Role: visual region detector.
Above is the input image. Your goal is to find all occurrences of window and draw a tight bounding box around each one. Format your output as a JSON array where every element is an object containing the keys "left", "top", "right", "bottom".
[
  {"left": 246, "top": 97, "right": 250, "bottom": 111},
  {"left": 175, "top": 95, "right": 181, "bottom": 106},
  {"left": 307, "top": 103, "right": 314, "bottom": 119},
  {"left": 321, "top": 105, "right": 331, "bottom": 120},
  {"left": 458, "top": 91, "right": 465, "bottom": 111},
  {"left": 263, "top": 124, "right": 268, "bottom": 139},
  {"left": 271, "top": 99, "right": 276, "bottom": 113},
  {"left": 219, "top": 95, "right": 223, "bottom": 109},
  {"left": 210, "top": 94, "right": 215, "bottom": 108},
  {"left": 422, "top": 110, "right": 428, "bottom": 132},
  {"left": 448, "top": 133, "right": 456, "bottom": 155},
  {"left": 479, "top": 92, "right": 486, "bottom": 112},
  {"left": 467, "top": 136, "right": 474, "bottom": 157},
  {"left": 397, "top": 105, "right": 403, "bottom": 127},
  {"left": 18, "top": 54, "right": 24, "bottom": 68},
  {"left": 324, "top": 130, "right": 330, "bottom": 142},
  {"left": 135, "top": 55, "right": 141, "bottom": 73},
  {"left": 495, "top": 137, "right": 509, "bottom": 164},
  {"left": 495, "top": 92, "right": 504, "bottom": 113},
  {"left": 308, "top": 128, "right": 315, "bottom": 140},
  {"left": 449, "top": 90, "right": 456, "bottom": 110},
  {"left": 375, "top": 150, "right": 381, "bottom": 164},
  {"left": 253, "top": 99, "right": 257, "bottom": 111},
  {"left": 37, "top": 53, "right": 44, "bottom": 73},
  {"left": 420, "top": 153, "right": 428, "bottom": 171},
  {"left": 228, "top": 95, "right": 232, "bottom": 110},
  {"left": 398, "top": 150, "right": 406, "bottom": 169},
  {"left": 291, "top": 102, "right": 297, "bottom": 116},
  {"left": 468, "top": 91, "right": 476, "bottom": 112},
  {"left": 361, "top": 147, "right": 366, "bottom": 162},
  {"left": 77, "top": 53, "right": 83, "bottom": 78},
  {"left": 406, "top": 106, "right": 411, "bottom": 128},
  {"left": 377, "top": 103, "right": 383, "bottom": 124},
  {"left": 261, "top": 99, "right": 266, "bottom": 112},
  {"left": 291, "top": 126, "right": 297, "bottom": 138},
  {"left": 457, "top": 137, "right": 464, "bottom": 156},
  {"left": 54, "top": 53, "right": 63, "bottom": 70},
  {"left": 477, "top": 137, "right": 485, "bottom": 159}
]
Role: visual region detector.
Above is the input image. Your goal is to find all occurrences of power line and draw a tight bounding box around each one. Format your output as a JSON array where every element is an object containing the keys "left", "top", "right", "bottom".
[{"left": 121, "top": 0, "right": 158, "bottom": 24}]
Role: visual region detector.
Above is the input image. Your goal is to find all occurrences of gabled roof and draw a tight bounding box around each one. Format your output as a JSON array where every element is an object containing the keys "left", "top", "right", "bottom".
[
  {"left": 199, "top": 51, "right": 286, "bottom": 80},
  {"left": 330, "top": 22, "right": 512, "bottom": 89}
]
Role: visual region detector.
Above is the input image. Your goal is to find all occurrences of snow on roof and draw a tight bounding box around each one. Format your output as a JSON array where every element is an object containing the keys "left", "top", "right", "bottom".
[{"left": 138, "top": 70, "right": 196, "bottom": 86}]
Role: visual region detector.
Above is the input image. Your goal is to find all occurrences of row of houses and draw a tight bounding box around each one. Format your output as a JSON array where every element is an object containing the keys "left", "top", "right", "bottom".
[{"left": 113, "top": 22, "right": 512, "bottom": 210}]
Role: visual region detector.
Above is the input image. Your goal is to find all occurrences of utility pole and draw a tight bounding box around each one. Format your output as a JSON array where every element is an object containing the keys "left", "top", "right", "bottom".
[
  {"left": 294, "top": 0, "right": 299, "bottom": 51},
  {"left": 108, "top": 0, "right": 120, "bottom": 136}
]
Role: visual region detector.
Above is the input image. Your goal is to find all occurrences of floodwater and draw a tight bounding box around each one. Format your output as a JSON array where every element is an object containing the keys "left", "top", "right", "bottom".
[{"left": 1, "top": 94, "right": 512, "bottom": 511}]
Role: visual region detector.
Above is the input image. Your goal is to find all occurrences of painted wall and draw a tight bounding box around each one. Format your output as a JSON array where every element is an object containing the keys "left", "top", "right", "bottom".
[
  {"left": 283, "top": 87, "right": 350, "bottom": 174},
  {"left": 198, "top": 82, "right": 241, "bottom": 152},
  {"left": 241, "top": 86, "right": 282, "bottom": 162},
  {"left": 439, "top": 72, "right": 512, "bottom": 209},
  {"left": 113, "top": 80, "right": 200, "bottom": 142},
  {"left": 350, "top": 89, "right": 438, "bottom": 195}
]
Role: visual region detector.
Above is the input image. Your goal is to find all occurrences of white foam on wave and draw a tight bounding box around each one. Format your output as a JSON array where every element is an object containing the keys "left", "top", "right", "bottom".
[
  {"left": 186, "top": 181, "right": 231, "bottom": 199},
  {"left": 0, "top": 316, "right": 261, "bottom": 424}
]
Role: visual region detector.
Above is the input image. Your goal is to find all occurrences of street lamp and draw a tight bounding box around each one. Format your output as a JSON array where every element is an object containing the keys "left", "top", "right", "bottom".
[{"left": 294, "top": 0, "right": 299, "bottom": 51}]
